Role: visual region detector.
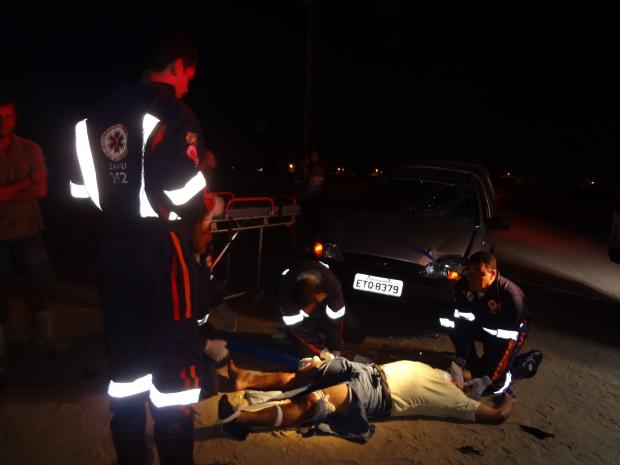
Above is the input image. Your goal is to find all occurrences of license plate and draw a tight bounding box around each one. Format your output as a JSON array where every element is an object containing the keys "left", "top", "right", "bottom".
[{"left": 353, "top": 273, "right": 403, "bottom": 297}]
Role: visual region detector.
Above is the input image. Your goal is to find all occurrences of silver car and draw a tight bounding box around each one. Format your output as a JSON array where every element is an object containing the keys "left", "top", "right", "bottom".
[{"left": 313, "top": 161, "right": 510, "bottom": 305}]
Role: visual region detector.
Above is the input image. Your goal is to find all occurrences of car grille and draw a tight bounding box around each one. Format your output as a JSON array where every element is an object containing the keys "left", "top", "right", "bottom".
[
  {"left": 333, "top": 252, "right": 454, "bottom": 304},
  {"left": 341, "top": 253, "right": 452, "bottom": 284},
  {"left": 343, "top": 253, "right": 417, "bottom": 276}
]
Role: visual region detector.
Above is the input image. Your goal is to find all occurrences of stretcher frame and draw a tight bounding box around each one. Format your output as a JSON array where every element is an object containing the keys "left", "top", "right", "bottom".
[{"left": 209, "top": 192, "right": 301, "bottom": 301}]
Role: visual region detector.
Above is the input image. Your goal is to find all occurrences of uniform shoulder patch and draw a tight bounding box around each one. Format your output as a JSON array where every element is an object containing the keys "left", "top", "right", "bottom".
[
  {"left": 185, "top": 131, "right": 198, "bottom": 145},
  {"left": 185, "top": 131, "right": 199, "bottom": 167},
  {"left": 487, "top": 299, "right": 501, "bottom": 314},
  {"left": 100, "top": 123, "right": 128, "bottom": 161}
]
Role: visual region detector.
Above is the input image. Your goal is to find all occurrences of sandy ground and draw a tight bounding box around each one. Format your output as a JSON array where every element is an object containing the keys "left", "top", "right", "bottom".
[{"left": 1, "top": 210, "right": 620, "bottom": 465}]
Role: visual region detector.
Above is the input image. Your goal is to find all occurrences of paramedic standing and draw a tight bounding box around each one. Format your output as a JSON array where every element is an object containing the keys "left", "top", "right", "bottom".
[{"left": 71, "top": 33, "right": 212, "bottom": 465}]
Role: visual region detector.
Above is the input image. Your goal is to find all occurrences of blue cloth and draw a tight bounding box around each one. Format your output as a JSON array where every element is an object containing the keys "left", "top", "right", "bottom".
[{"left": 224, "top": 335, "right": 300, "bottom": 372}]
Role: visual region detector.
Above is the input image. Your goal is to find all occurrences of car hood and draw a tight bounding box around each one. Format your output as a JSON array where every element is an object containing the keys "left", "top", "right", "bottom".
[{"left": 337, "top": 210, "right": 476, "bottom": 265}]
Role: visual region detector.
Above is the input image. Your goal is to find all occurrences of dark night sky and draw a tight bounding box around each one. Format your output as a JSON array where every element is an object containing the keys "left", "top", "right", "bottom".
[{"left": 5, "top": 3, "right": 620, "bottom": 195}]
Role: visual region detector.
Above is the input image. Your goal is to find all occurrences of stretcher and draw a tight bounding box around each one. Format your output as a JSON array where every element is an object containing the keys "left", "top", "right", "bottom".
[{"left": 209, "top": 192, "right": 301, "bottom": 301}]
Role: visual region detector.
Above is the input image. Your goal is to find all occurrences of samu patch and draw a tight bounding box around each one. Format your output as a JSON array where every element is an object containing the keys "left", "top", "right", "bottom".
[
  {"left": 185, "top": 131, "right": 198, "bottom": 146},
  {"left": 100, "top": 123, "right": 128, "bottom": 161}
]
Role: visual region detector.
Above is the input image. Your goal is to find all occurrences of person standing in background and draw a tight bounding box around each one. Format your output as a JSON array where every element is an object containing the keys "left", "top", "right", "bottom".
[{"left": 0, "top": 93, "right": 57, "bottom": 375}]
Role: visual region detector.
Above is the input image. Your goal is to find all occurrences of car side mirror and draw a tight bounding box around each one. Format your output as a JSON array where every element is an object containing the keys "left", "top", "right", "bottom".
[{"left": 488, "top": 216, "right": 511, "bottom": 229}]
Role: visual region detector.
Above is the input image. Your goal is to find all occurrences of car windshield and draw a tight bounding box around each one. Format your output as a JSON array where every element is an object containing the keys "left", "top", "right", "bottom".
[{"left": 354, "top": 176, "right": 479, "bottom": 223}]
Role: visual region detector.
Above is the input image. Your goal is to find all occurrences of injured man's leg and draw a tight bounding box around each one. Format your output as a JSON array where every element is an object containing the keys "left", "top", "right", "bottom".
[
  {"left": 227, "top": 358, "right": 323, "bottom": 391},
  {"left": 219, "top": 383, "right": 350, "bottom": 440}
]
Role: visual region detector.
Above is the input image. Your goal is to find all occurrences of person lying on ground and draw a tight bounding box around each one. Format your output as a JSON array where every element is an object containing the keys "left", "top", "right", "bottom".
[{"left": 218, "top": 356, "right": 517, "bottom": 442}]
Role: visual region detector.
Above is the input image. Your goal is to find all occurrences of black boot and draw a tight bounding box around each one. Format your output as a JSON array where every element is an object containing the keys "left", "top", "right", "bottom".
[
  {"left": 110, "top": 409, "right": 147, "bottom": 465},
  {"left": 153, "top": 407, "right": 195, "bottom": 465}
]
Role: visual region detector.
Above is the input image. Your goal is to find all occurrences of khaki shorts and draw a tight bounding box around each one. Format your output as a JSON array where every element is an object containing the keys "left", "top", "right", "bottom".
[{"left": 382, "top": 360, "right": 480, "bottom": 422}]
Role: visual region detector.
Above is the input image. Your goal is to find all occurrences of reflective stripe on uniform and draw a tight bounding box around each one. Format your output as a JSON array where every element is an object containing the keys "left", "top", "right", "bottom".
[
  {"left": 150, "top": 388, "right": 200, "bottom": 408},
  {"left": 482, "top": 327, "right": 519, "bottom": 340},
  {"left": 164, "top": 172, "right": 207, "bottom": 206},
  {"left": 107, "top": 373, "right": 201, "bottom": 407},
  {"left": 139, "top": 114, "right": 160, "bottom": 218},
  {"left": 439, "top": 318, "right": 455, "bottom": 328},
  {"left": 69, "top": 181, "right": 89, "bottom": 199},
  {"left": 107, "top": 374, "right": 153, "bottom": 398},
  {"left": 282, "top": 310, "right": 310, "bottom": 326},
  {"left": 453, "top": 309, "right": 476, "bottom": 321},
  {"left": 493, "top": 371, "right": 512, "bottom": 395},
  {"left": 325, "top": 304, "right": 345, "bottom": 320},
  {"left": 74, "top": 119, "right": 101, "bottom": 209}
]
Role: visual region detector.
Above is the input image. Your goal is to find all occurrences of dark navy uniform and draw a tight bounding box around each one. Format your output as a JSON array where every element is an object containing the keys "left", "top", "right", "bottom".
[
  {"left": 439, "top": 274, "right": 529, "bottom": 392},
  {"left": 72, "top": 82, "right": 209, "bottom": 465},
  {"left": 279, "top": 260, "right": 346, "bottom": 356}
]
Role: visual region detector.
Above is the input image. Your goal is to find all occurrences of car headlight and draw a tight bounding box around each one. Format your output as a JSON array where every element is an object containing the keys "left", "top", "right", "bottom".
[
  {"left": 313, "top": 241, "right": 344, "bottom": 262},
  {"left": 422, "top": 255, "right": 465, "bottom": 281}
]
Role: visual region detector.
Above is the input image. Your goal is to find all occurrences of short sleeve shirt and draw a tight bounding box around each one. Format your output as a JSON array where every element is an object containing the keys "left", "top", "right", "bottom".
[
  {"left": 383, "top": 360, "right": 480, "bottom": 421},
  {"left": 0, "top": 135, "right": 46, "bottom": 239}
]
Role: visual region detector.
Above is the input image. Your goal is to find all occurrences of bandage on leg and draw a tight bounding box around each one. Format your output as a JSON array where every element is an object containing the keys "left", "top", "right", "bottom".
[
  {"left": 310, "top": 390, "right": 336, "bottom": 422},
  {"left": 273, "top": 404, "right": 283, "bottom": 427},
  {"left": 218, "top": 394, "right": 249, "bottom": 440},
  {"left": 236, "top": 398, "right": 286, "bottom": 427}
]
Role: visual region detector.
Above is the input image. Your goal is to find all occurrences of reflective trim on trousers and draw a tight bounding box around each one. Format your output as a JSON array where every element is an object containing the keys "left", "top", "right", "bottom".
[
  {"left": 282, "top": 310, "right": 310, "bottom": 326},
  {"left": 482, "top": 327, "right": 519, "bottom": 341},
  {"left": 439, "top": 318, "right": 455, "bottom": 328},
  {"left": 325, "top": 304, "right": 345, "bottom": 320},
  {"left": 107, "top": 374, "right": 201, "bottom": 407},
  {"left": 107, "top": 374, "right": 153, "bottom": 398},
  {"left": 493, "top": 371, "right": 513, "bottom": 395},
  {"left": 149, "top": 386, "right": 201, "bottom": 408},
  {"left": 453, "top": 309, "right": 475, "bottom": 321}
]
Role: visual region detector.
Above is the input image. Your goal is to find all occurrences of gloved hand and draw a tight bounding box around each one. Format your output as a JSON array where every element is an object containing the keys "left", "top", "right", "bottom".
[
  {"left": 204, "top": 339, "right": 229, "bottom": 363},
  {"left": 464, "top": 375, "right": 492, "bottom": 400},
  {"left": 319, "top": 348, "right": 335, "bottom": 361},
  {"left": 450, "top": 361, "right": 465, "bottom": 389},
  {"left": 298, "top": 355, "right": 321, "bottom": 371}
]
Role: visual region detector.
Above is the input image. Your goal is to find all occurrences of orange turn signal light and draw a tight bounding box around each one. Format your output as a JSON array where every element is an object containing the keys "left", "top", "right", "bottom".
[
  {"left": 447, "top": 271, "right": 460, "bottom": 281},
  {"left": 313, "top": 242, "right": 324, "bottom": 257}
]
